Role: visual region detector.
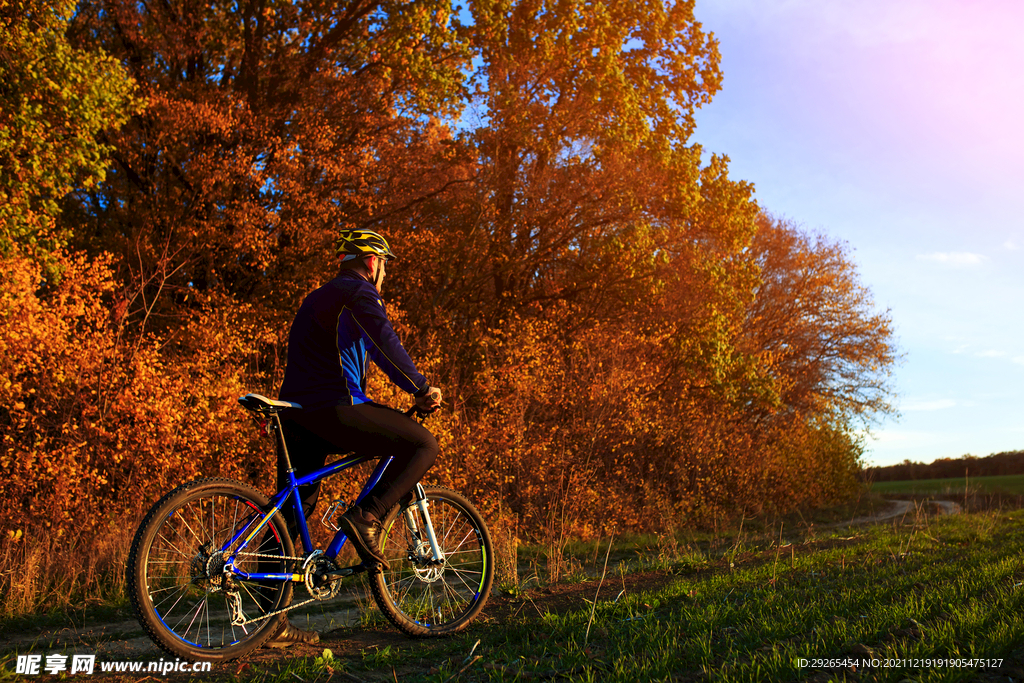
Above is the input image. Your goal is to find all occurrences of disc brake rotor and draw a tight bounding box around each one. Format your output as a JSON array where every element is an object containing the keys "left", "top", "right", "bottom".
[{"left": 410, "top": 541, "right": 445, "bottom": 583}]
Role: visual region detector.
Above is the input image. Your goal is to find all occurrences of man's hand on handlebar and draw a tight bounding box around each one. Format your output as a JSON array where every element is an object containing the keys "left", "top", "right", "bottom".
[{"left": 414, "top": 386, "right": 442, "bottom": 413}]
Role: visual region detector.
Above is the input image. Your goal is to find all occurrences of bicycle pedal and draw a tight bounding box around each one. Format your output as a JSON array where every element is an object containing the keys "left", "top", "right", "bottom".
[{"left": 324, "top": 564, "right": 368, "bottom": 580}]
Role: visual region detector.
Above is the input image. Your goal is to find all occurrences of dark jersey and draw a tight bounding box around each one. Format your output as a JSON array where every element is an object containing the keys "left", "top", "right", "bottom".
[{"left": 279, "top": 271, "right": 428, "bottom": 409}]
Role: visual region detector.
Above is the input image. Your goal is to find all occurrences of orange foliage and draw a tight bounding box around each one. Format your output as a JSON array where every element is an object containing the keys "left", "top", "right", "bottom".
[
  {"left": 0, "top": 247, "right": 271, "bottom": 548},
  {"left": 0, "top": 2, "right": 902, "bottom": 619}
]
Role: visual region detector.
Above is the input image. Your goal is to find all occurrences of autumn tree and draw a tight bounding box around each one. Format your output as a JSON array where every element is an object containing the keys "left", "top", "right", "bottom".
[
  {"left": 395, "top": 0, "right": 722, "bottom": 320},
  {"left": 0, "top": 0, "right": 139, "bottom": 260},
  {"left": 376, "top": 0, "right": 804, "bottom": 531},
  {"left": 740, "top": 213, "right": 898, "bottom": 424},
  {"left": 64, "top": 0, "right": 469, "bottom": 339},
  {"left": 387, "top": 0, "right": 737, "bottom": 421}
]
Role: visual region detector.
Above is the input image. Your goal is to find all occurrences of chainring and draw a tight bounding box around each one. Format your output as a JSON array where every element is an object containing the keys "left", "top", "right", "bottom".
[{"left": 304, "top": 554, "right": 341, "bottom": 600}]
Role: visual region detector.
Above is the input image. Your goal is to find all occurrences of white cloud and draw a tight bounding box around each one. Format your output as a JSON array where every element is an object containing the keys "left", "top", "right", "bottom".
[
  {"left": 915, "top": 252, "right": 987, "bottom": 267},
  {"left": 901, "top": 398, "right": 956, "bottom": 411},
  {"left": 976, "top": 349, "right": 1007, "bottom": 358},
  {"left": 864, "top": 427, "right": 945, "bottom": 450}
]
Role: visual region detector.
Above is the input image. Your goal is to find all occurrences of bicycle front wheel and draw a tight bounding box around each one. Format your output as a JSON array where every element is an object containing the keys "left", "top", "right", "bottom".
[
  {"left": 126, "top": 478, "right": 295, "bottom": 661},
  {"left": 371, "top": 486, "right": 493, "bottom": 636}
]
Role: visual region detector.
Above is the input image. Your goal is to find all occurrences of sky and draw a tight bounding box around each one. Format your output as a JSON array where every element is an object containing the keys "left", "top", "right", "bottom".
[{"left": 688, "top": 0, "right": 1024, "bottom": 467}]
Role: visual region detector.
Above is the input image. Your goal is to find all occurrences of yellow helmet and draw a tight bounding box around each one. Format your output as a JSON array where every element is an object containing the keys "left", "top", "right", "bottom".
[{"left": 334, "top": 229, "right": 396, "bottom": 262}]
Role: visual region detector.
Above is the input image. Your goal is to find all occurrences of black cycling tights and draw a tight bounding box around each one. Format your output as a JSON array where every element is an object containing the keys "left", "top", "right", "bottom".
[{"left": 279, "top": 402, "right": 438, "bottom": 529}]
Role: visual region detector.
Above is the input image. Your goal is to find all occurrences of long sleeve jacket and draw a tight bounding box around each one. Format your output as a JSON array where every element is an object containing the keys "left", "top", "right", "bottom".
[{"left": 278, "top": 271, "right": 428, "bottom": 410}]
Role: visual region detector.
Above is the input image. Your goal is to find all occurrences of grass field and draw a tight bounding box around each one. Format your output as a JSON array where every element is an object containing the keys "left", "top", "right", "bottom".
[
  {"left": 870, "top": 473, "right": 1024, "bottom": 496},
  {"left": 4, "top": 505, "right": 1023, "bottom": 681},
  {"left": 362, "top": 509, "right": 1024, "bottom": 681}
]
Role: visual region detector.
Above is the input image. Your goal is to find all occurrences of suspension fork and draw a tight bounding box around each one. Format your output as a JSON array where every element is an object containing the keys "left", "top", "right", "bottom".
[{"left": 404, "top": 484, "right": 445, "bottom": 563}]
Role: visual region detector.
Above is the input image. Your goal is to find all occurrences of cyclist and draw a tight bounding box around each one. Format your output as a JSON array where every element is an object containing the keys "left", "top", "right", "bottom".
[{"left": 266, "top": 228, "right": 442, "bottom": 647}]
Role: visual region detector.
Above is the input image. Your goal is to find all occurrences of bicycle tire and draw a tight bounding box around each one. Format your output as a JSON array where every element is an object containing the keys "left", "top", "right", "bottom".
[
  {"left": 370, "top": 486, "right": 493, "bottom": 636},
  {"left": 126, "top": 478, "right": 295, "bottom": 661}
]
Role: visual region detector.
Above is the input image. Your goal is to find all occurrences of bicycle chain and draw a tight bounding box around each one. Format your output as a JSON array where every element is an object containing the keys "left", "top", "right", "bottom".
[
  {"left": 230, "top": 593, "right": 324, "bottom": 627},
  {"left": 233, "top": 551, "right": 309, "bottom": 562},
  {"left": 225, "top": 551, "right": 339, "bottom": 626}
]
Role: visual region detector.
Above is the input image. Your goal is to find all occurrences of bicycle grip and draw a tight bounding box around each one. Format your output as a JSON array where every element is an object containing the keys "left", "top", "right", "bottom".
[{"left": 406, "top": 405, "right": 437, "bottom": 418}]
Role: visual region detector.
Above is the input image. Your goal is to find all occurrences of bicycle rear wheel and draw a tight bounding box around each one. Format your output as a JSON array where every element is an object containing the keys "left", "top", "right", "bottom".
[
  {"left": 370, "top": 487, "right": 493, "bottom": 636},
  {"left": 126, "top": 478, "right": 295, "bottom": 661}
]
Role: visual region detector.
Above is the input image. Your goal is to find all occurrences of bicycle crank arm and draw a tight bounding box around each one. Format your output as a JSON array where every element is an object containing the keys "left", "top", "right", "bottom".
[{"left": 323, "top": 563, "right": 371, "bottom": 581}]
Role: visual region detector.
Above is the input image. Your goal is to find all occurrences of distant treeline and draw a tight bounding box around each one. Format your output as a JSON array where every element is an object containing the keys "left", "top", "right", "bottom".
[{"left": 864, "top": 451, "right": 1024, "bottom": 482}]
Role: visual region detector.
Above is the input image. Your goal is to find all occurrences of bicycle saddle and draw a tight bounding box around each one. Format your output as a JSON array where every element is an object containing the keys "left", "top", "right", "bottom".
[{"left": 238, "top": 393, "right": 303, "bottom": 414}]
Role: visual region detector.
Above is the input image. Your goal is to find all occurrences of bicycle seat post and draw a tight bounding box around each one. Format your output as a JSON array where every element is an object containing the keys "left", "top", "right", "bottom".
[
  {"left": 271, "top": 411, "right": 295, "bottom": 475},
  {"left": 269, "top": 407, "right": 314, "bottom": 553}
]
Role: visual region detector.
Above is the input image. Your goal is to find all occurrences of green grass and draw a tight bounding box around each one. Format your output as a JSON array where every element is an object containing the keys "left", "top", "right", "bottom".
[
  {"left": 478, "top": 513, "right": 1024, "bottom": 681},
  {"left": 871, "top": 473, "right": 1024, "bottom": 496},
  {"left": 226, "top": 509, "right": 1024, "bottom": 682},
  {"left": 6, "top": 508, "right": 1023, "bottom": 681}
]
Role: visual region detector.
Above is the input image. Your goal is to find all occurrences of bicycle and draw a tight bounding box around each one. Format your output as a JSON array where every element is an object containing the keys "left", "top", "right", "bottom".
[{"left": 126, "top": 393, "right": 493, "bottom": 662}]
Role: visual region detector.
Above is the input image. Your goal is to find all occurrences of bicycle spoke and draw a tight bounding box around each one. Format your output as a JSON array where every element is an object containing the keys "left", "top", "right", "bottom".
[
  {"left": 165, "top": 514, "right": 197, "bottom": 553},
  {"left": 230, "top": 500, "right": 242, "bottom": 555},
  {"left": 393, "top": 574, "right": 419, "bottom": 607},
  {"left": 153, "top": 583, "right": 192, "bottom": 614},
  {"left": 446, "top": 569, "right": 472, "bottom": 599},
  {"left": 437, "top": 579, "right": 458, "bottom": 616},
  {"left": 176, "top": 504, "right": 205, "bottom": 549},
  {"left": 174, "top": 593, "right": 206, "bottom": 640},
  {"left": 145, "top": 558, "right": 191, "bottom": 566},
  {"left": 446, "top": 528, "right": 475, "bottom": 556},
  {"left": 202, "top": 593, "right": 212, "bottom": 647},
  {"left": 441, "top": 510, "right": 461, "bottom": 546},
  {"left": 428, "top": 582, "right": 437, "bottom": 622},
  {"left": 155, "top": 529, "right": 192, "bottom": 561},
  {"left": 446, "top": 566, "right": 477, "bottom": 595},
  {"left": 210, "top": 497, "right": 217, "bottom": 548}
]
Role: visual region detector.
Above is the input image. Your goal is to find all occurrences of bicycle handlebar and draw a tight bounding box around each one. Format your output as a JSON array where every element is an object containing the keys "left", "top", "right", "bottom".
[
  {"left": 405, "top": 405, "right": 438, "bottom": 418},
  {"left": 405, "top": 387, "right": 442, "bottom": 418}
]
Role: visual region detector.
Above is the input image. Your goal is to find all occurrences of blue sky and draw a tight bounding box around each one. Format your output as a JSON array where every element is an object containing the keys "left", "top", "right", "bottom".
[{"left": 688, "top": 0, "right": 1024, "bottom": 466}]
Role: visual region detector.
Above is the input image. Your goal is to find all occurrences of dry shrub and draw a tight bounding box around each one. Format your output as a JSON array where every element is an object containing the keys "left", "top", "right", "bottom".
[
  {"left": 418, "top": 296, "right": 865, "bottom": 548},
  {"left": 489, "top": 507, "right": 520, "bottom": 591},
  {"left": 0, "top": 248, "right": 271, "bottom": 615},
  {"left": 0, "top": 235, "right": 869, "bottom": 614}
]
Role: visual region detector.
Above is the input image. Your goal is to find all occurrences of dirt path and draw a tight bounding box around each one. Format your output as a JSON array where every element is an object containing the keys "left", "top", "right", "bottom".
[
  {"left": 1, "top": 499, "right": 963, "bottom": 672},
  {"left": 0, "top": 590, "right": 365, "bottom": 660},
  {"left": 931, "top": 500, "right": 962, "bottom": 515},
  {"left": 822, "top": 498, "right": 961, "bottom": 530},
  {"left": 0, "top": 570, "right": 674, "bottom": 679}
]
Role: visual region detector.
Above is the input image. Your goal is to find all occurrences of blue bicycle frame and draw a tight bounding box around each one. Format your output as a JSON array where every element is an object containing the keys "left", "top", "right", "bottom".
[{"left": 221, "top": 415, "right": 394, "bottom": 582}]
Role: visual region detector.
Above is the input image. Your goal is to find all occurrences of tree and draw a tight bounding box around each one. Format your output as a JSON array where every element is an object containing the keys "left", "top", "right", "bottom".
[
  {"left": 740, "top": 213, "right": 899, "bottom": 423},
  {"left": 443, "top": 0, "right": 723, "bottom": 316},
  {"left": 379, "top": 0, "right": 806, "bottom": 528},
  {"left": 64, "top": 0, "right": 469, "bottom": 334},
  {"left": 0, "top": 0, "right": 140, "bottom": 260}
]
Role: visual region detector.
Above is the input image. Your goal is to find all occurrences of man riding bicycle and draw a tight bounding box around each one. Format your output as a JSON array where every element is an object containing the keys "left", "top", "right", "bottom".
[{"left": 268, "top": 228, "right": 442, "bottom": 647}]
